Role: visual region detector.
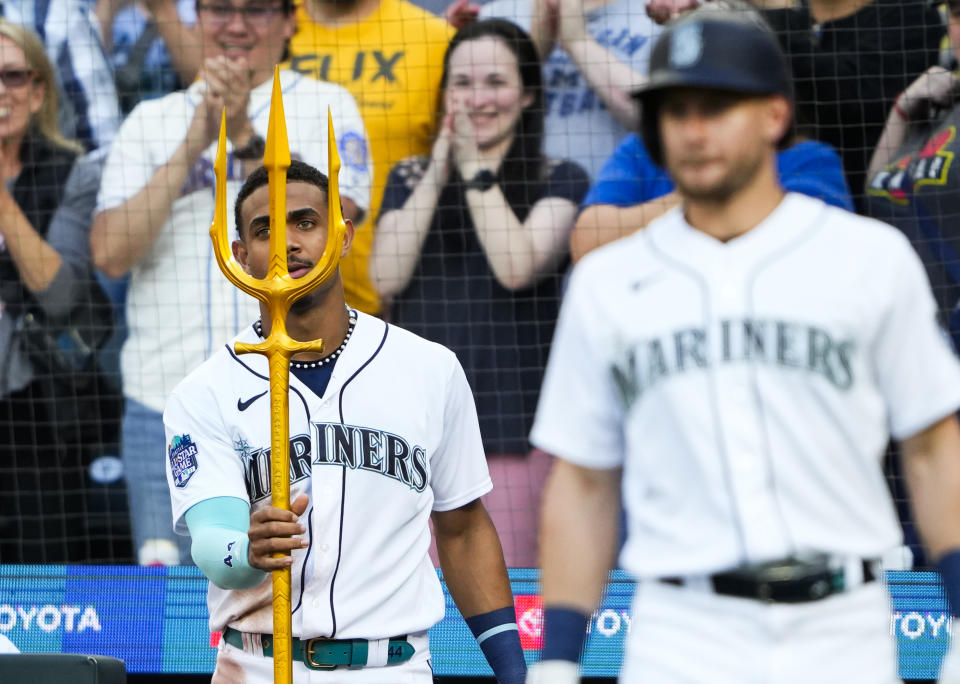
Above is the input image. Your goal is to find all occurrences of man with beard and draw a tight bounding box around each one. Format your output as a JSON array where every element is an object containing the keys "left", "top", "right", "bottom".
[
  {"left": 164, "top": 161, "right": 526, "bottom": 683},
  {"left": 526, "top": 7, "right": 960, "bottom": 684}
]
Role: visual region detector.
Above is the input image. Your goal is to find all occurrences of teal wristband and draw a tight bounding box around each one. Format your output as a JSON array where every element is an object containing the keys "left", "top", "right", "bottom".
[{"left": 185, "top": 497, "right": 267, "bottom": 590}]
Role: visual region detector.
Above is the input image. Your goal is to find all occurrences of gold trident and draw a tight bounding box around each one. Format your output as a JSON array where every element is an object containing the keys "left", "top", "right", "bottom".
[{"left": 209, "top": 66, "right": 347, "bottom": 684}]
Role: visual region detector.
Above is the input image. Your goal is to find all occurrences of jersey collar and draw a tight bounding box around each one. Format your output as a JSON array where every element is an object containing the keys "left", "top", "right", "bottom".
[
  {"left": 287, "top": 310, "right": 385, "bottom": 402},
  {"left": 231, "top": 311, "right": 386, "bottom": 402},
  {"left": 646, "top": 192, "right": 826, "bottom": 272}
]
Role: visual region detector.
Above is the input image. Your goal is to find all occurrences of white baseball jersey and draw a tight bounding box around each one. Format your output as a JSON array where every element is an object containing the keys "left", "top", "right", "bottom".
[
  {"left": 531, "top": 192, "right": 960, "bottom": 578},
  {"left": 164, "top": 312, "right": 493, "bottom": 639},
  {"left": 98, "top": 69, "right": 372, "bottom": 412}
]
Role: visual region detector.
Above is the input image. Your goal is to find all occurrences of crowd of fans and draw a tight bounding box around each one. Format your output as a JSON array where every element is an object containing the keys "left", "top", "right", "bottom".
[{"left": 0, "top": 0, "right": 954, "bottom": 566}]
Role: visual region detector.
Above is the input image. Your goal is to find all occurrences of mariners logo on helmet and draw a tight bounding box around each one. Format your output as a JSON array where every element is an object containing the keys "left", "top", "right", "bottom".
[{"left": 670, "top": 22, "right": 703, "bottom": 69}]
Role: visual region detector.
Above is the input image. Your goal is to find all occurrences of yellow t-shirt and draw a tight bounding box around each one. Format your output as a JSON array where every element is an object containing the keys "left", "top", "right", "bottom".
[{"left": 286, "top": 0, "right": 454, "bottom": 314}]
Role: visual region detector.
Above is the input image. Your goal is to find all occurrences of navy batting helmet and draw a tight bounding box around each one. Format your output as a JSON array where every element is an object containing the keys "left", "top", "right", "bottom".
[{"left": 634, "top": 8, "right": 794, "bottom": 167}]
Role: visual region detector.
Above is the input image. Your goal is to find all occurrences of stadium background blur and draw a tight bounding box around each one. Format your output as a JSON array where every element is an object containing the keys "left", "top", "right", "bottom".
[{"left": 0, "top": 0, "right": 958, "bottom": 681}]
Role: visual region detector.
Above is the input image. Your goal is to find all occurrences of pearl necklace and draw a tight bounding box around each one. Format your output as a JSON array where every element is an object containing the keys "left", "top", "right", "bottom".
[{"left": 253, "top": 310, "right": 357, "bottom": 369}]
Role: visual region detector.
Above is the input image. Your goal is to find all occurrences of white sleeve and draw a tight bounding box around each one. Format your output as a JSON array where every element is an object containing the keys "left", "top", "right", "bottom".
[
  {"left": 430, "top": 355, "right": 493, "bottom": 511},
  {"left": 331, "top": 93, "right": 372, "bottom": 214},
  {"left": 873, "top": 236, "right": 960, "bottom": 440},
  {"left": 530, "top": 265, "right": 625, "bottom": 468},
  {"left": 95, "top": 103, "right": 155, "bottom": 212},
  {"left": 163, "top": 382, "right": 249, "bottom": 534},
  {"left": 68, "top": 1, "right": 121, "bottom": 148}
]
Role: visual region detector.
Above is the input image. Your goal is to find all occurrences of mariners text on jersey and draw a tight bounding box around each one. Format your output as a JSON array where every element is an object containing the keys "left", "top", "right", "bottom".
[
  {"left": 612, "top": 317, "right": 855, "bottom": 409},
  {"left": 313, "top": 422, "right": 428, "bottom": 492},
  {"left": 237, "top": 425, "right": 428, "bottom": 504}
]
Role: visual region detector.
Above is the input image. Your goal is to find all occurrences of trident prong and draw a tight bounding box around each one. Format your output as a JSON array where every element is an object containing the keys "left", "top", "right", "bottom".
[{"left": 208, "top": 66, "right": 347, "bottom": 684}]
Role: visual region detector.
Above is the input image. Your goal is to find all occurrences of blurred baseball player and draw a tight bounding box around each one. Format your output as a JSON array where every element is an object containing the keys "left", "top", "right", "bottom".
[
  {"left": 527, "top": 7, "right": 960, "bottom": 684},
  {"left": 163, "top": 161, "right": 526, "bottom": 683}
]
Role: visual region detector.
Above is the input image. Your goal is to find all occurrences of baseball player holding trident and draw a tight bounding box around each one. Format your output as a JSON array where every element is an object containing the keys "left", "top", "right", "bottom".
[
  {"left": 163, "top": 72, "right": 526, "bottom": 683},
  {"left": 528, "top": 6, "right": 960, "bottom": 684}
]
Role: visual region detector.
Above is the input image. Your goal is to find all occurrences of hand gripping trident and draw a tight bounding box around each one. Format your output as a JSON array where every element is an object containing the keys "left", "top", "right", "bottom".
[{"left": 209, "top": 67, "right": 347, "bottom": 684}]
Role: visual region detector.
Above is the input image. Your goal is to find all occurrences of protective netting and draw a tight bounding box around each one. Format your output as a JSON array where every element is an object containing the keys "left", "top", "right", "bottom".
[{"left": 0, "top": 0, "right": 952, "bottom": 582}]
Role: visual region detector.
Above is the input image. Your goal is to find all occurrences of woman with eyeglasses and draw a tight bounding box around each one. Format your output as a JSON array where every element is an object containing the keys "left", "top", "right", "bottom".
[
  {"left": 371, "top": 19, "right": 589, "bottom": 567},
  {"left": 0, "top": 19, "right": 121, "bottom": 563}
]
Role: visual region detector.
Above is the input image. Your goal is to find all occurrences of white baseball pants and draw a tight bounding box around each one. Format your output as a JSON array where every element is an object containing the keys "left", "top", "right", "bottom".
[{"left": 619, "top": 579, "right": 900, "bottom": 683}]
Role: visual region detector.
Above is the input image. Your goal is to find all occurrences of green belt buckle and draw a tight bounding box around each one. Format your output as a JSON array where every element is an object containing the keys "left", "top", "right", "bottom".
[
  {"left": 303, "top": 637, "right": 356, "bottom": 670},
  {"left": 236, "top": 627, "right": 414, "bottom": 670}
]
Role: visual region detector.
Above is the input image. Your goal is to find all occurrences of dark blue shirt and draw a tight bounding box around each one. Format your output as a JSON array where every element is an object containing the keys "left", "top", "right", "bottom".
[{"left": 381, "top": 157, "right": 590, "bottom": 454}]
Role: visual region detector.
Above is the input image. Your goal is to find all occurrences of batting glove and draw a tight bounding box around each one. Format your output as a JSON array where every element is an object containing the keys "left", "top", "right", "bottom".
[{"left": 525, "top": 660, "right": 580, "bottom": 684}]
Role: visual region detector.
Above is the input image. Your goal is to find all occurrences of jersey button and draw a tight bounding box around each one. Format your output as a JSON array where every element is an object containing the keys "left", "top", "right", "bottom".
[{"left": 320, "top": 543, "right": 330, "bottom": 553}]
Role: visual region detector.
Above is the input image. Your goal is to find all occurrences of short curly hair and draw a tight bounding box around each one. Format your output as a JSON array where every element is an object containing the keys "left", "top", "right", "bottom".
[{"left": 234, "top": 160, "right": 329, "bottom": 239}]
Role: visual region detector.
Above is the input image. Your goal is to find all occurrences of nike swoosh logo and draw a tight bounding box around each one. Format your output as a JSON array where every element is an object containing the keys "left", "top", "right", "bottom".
[
  {"left": 237, "top": 391, "right": 268, "bottom": 412},
  {"left": 631, "top": 274, "right": 663, "bottom": 291}
]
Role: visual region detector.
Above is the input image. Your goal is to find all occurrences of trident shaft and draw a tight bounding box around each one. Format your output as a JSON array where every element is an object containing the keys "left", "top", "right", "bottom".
[{"left": 209, "top": 66, "right": 347, "bottom": 684}]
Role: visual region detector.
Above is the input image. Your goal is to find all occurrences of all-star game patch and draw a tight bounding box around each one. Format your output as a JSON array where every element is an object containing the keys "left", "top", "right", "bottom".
[{"left": 169, "top": 434, "right": 199, "bottom": 488}]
